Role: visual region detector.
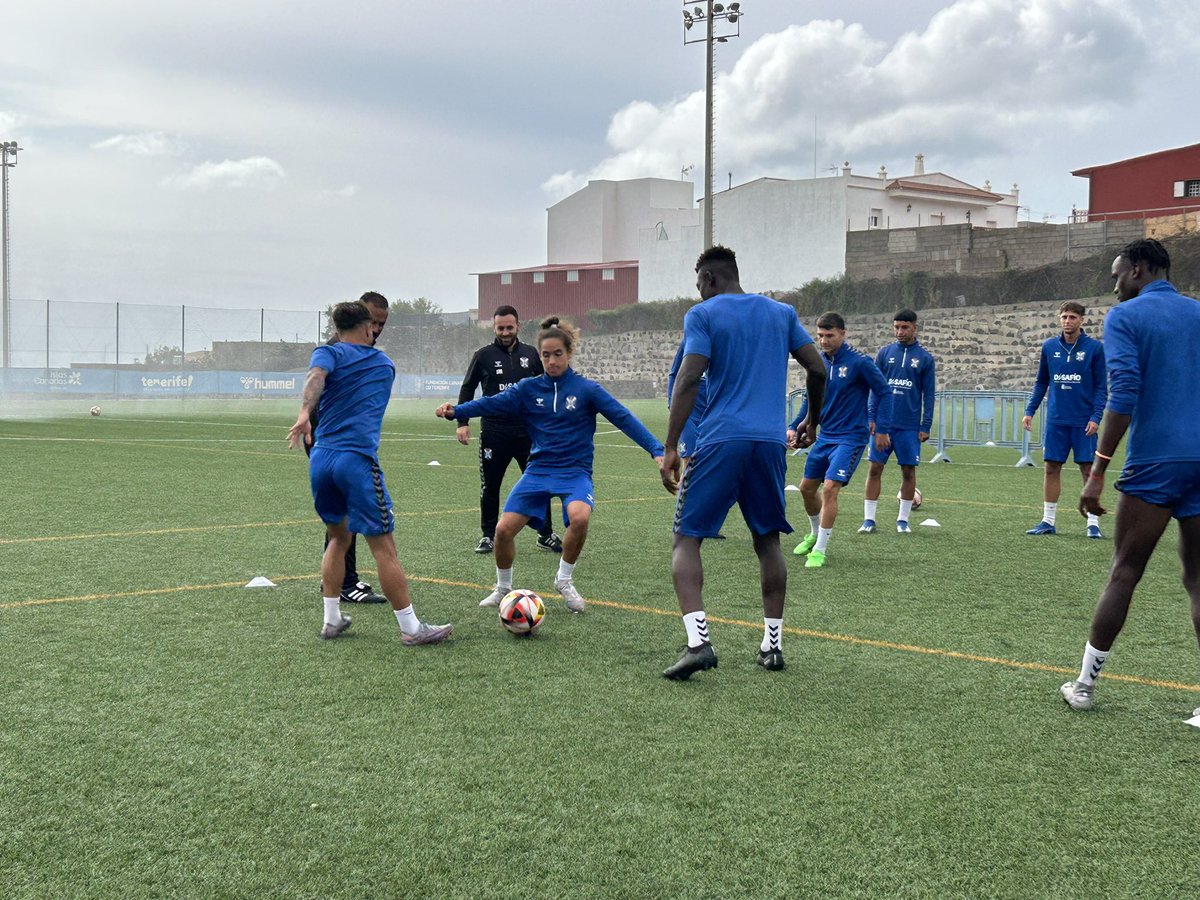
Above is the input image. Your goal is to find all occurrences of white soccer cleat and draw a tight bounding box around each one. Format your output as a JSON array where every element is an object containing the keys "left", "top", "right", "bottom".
[
  {"left": 479, "top": 587, "right": 506, "bottom": 608},
  {"left": 555, "top": 578, "right": 586, "bottom": 613},
  {"left": 1060, "top": 680, "right": 1095, "bottom": 711}
]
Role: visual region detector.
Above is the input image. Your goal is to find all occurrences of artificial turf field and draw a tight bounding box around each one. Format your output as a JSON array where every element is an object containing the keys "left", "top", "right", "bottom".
[{"left": 2, "top": 398, "right": 1197, "bottom": 899}]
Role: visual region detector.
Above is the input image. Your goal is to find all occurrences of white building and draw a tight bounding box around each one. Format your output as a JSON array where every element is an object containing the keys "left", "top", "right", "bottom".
[{"left": 551, "top": 157, "right": 1021, "bottom": 301}]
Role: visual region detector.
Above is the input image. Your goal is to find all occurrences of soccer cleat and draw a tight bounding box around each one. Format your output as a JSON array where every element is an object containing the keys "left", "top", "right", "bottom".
[
  {"left": 479, "top": 587, "right": 506, "bottom": 608},
  {"left": 662, "top": 642, "right": 718, "bottom": 680},
  {"left": 857, "top": 519, "right": 876, "bottom": 534},
  {"left": 319, "top": 615, "right": 352, "bottom": 640},
  {"left": 756, "top": 648, "right": 785, "bottom": 671},
  {"left": 555, "top": 578, "right": 586, "bottom": 613},
  {"left": 474, "top": 536, "right": 495, "bottom": 554},
  {"left": 1060, "top": 680, "right": 1095, "bottom": 711},
  {"left": 792, "top": 533, "right": 818, "bottom": 556},
  {"left": 896, "top": 521, "right": 912, "bottom": 534},
  {"left": 1026, "top": 521, "right": 1057, "bottom": 535},
  {"left": 401, "top": 621, "right": 453, "bottom": 646},
  {"left": 804, "top": 549, "right": 827, "bottom": 569},
  {"left": 536, "top": 532, "right": 564, "bottom": 553},
  {"left": 340, "top": 581, "right": 386, "bottom": 604},
  {"left": 1087, "top": 524, "right": 1103, "bottom": 540}
]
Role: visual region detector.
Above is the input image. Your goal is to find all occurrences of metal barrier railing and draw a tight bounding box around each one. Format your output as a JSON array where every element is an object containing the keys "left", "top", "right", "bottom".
[{"left": 786, "top": 388, "right": 1042, "bottom": 467}]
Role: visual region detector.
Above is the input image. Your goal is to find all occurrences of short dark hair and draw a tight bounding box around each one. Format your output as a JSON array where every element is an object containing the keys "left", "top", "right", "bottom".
[
  {"left": 695, "top": 244, "right": 739, "bottom": 278},
  {"left": 332, "top": 301, "right": 372, "bottom": 332},
  {"left": 493, "top": 305, "right": 520, "bottom": 321},
  {"left": 816, "top": 311, "right": 845, "bottom": 330},
  {"left": 359, "top": 291, "right": 388, "bottom": 310},
  {"left": 1119, "top": 239, "right": 1170, "bottom": 275},
  {"left": 1060, "top": 300, "right": 1085, "bottom": 316},
  {"left": 894, "top": 309, "right": 917, "bottom": 323},
  {"left": 538, "top": 316, "right": 579, "bottom": 353}
]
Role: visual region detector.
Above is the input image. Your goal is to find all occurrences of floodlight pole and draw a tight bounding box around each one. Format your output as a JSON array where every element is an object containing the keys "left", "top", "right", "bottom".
[
  {"left": 1, "top": 140, "right": 22, "bottom": 369},
  {"left": 683, "top": 2, "right": 743, "bottom": 251}
]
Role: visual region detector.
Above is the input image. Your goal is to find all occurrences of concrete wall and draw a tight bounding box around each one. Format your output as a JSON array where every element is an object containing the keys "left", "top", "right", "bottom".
[{"left": 548, "top": 178, "right": 695, "bottom": 265}]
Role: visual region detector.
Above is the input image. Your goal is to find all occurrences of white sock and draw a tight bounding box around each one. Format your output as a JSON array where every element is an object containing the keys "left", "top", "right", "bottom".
[
  {"left": 1086, "top": 513, "right": 1100, "bottom": 528},
  {"left": 323, "top": 597, "right": 341, "bottom": 626},
  {"left": 898, "top": 499, "right": 913, "bottom": 522},
  {"left": 814, "top": 527, "right": 833, "bottom": 553},
  {"left": 1043, "top": 502, "right": 1057, "bottom": 526},
  {"left": 496, "top": 567, "right": 513, "bottom": 591},
  {"left": 683, "top": 611, "right": 710, "bottom": 648},
  {"left": 1077, "top": 642, "right": 1109, "bottom": 686},
  {"left": 864, "top": 499, "right": 878, "bottom": 521},
  {"left": 808, "top": 514, "right": 820, "bottom": 534},
  {"left": 394, "top": 604, "right": 420, "bottom": 635},
  {"left": 557, "top": 559, "right": 576, "bottom": 582},
  {"left": 761, "top": 617, "right": 782, "bottom": 652}
]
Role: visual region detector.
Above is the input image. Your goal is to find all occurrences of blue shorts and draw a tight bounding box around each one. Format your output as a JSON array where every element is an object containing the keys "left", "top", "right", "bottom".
[
  {"left": 504, "top": 471, "right": 593, "bottom": 531},
  {"left": 1116, "top": 461, "right": 1200, "bottom": 519},
  {"left": 678, "top": 420, "right": 700, "bottom": 460},
  {"left": 1043, "top": 423, "right": 1097, "bottom": 464},
  {"left": 804, "top": 438, "right": 865, "bottom": 485},
  {"left": 673, "top": 440, "right": 792, "bottom": 538},
  {"left": 309, "top": 447, "right": 395, "bottom": 536},
  {"left": 868, "top": 429, "right": 922, "bottom": 466}
]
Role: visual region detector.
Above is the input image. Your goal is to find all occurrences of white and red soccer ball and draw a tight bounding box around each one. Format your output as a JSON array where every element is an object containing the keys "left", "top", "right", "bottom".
[{"left": 499, "top": 589, "right": 545, "bottom": 636}]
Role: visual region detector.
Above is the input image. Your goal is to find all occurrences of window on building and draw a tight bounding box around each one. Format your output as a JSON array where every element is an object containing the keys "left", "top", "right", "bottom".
[
  {"left": 601, "top": 268, "right": 615, "bottom": 281},
  {"left": 1187, "top": 180, "right": 1200, "bottom": 198},
  {"left": 500, "top": 273, "right": 512, "bottom": 286},
  {"left": 566, "top": 270, "right": 579, "bottom": 283},
  {"left": 869, "top": 208, "right": 883, "bottom": 228},
  {"left": 532, "top": 272, "right": 545, "bottom": 284}
]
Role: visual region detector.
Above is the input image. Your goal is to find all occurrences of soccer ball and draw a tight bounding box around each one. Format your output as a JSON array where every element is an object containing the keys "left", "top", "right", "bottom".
[
  {"left": 499, "top": 589, "right": 546, "bottom": 636},
  {"left": 89, "top": 406, "right": 102, "bottom": 417},
  {"left": 897, "top": 488, "right": 923, "bottom": 509}
]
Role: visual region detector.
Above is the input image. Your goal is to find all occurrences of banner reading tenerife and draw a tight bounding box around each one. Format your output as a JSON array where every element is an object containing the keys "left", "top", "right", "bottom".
[{"left": 0, "top": 369, "right": 465, "bottom": 397}]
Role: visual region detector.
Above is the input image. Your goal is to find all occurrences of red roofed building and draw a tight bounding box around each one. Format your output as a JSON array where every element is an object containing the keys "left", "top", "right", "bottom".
[
  {"left": 475, "top": 260, "right": 638, "bottom": 328},
  {"left": 1072, "top": 143, "right": 1200, "bottom": 221}
]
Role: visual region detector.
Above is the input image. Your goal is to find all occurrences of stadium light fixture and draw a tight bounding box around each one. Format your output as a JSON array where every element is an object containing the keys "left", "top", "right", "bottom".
[
  {"left": 1, "top": 140, "right": 23, "bottom": 369},
  {"left": 682, "top": 0, "right": 743, "bottom": 250}
]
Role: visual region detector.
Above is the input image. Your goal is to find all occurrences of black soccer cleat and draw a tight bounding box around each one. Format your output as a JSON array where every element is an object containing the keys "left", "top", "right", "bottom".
[
  {"left": 536, "top": 532, "right": 563, "bottom": 553},
  {"left": 756, "top": 648, "right": 785, "bottom": 671},
  {"left": 662, "top": 643, "right": 718, "bottom": 680},
  {"left": 474, "top": 536, "right": 495, "bottom": 554},
  {"left": 340, "top": 581, "right": 386, "bottom": 604}
]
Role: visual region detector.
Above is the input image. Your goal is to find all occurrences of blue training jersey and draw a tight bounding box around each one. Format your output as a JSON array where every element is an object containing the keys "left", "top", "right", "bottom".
[
  {"left": 682, "top": 293, "right": 813, "bottom": 446},
  {"left": 310, "top": 342, "right": 396, "bottom": 456},
  {"left": 667, "top": 338, "right": 709, "bottom": 456},
  {"left": 1023, "top": 331, "right": 1106, "bottom": 426},
  {"left": 1104, "top": 279, "right": 1200, "bottom": 465},
  {"left": 868, "top": 340, "right": 936, "bottom": 432},
  {"left": 790, "top": 342, "right": 892, "bottom": 443},
  {"left": 453, "top": 367, "right": 663, "bottom": 475}
]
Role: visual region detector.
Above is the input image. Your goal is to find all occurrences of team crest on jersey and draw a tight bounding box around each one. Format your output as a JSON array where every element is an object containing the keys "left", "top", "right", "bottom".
[
  {"left": 910, "top": 358, "right": 919, "bottom": 368},
  {"left": 837, "top": 366, "right": 848, "bottom": 378},
  {"left": 520, "top": 357, "right": 529, "bottom": 368},
  {"left": 679, "top": 440, "right": 688, "bottom": 455},
  {"left": 566, "top": 395, "right": 577, "bottom": 410},
  {"left": 887, "top": 357, "right": 895, "bottom": 365},
  {"left": 1053, "top": 351, "right": 1062, "bottom": 358},
  {"left": 535, "top": 398, "right": 544, "bottom": 407},
  {"left": 1076, "top": 351, "right": 1085, "bottom": 361}
]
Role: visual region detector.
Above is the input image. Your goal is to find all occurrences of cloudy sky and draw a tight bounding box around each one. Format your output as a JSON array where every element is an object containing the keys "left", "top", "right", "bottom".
[{"left": 2, "top": 0, "right": 1197, "bottom": 315}]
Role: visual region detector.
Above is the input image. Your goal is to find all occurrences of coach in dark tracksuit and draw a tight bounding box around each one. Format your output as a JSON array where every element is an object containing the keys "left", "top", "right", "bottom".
[{"left": 457, "top": 305, "right": 562, "bottom": 555}]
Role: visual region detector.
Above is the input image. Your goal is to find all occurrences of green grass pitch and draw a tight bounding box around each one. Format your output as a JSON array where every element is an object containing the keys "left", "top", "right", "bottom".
[{"left": 2, "top": 398, "right": 1197, "bottom": 898}]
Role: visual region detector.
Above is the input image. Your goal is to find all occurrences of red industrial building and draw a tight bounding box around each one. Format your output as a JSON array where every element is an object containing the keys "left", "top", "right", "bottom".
[
  {"left": 1073, "top": 143, "right": 1200, "bottom": 221},
  {"left": 474, "top": 261, "right": 638, "bottom": 328}
]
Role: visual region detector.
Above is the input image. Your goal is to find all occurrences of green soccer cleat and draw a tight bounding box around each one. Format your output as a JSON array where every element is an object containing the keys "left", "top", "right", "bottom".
[
  {"left": 792, "top": 533, "right": 818, "bottom": 556},
  {"left": 804, "top": 549, "right": 827, "bottom": 569}
]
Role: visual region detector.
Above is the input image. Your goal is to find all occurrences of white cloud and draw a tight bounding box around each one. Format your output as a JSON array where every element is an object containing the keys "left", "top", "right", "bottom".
[
  {"left": 161, "top": 156, "right": 285, "bottom": 190},
  {"left": 0, "top": 110, "right": 23, "bottom": 132},
  {"left": 544, "top": 0, "right": 1154, "bottom": 195},
  {"left": 318, "top": 183, "right": 358, "bottom": 199},
  {"left": 92, "top": 131, "right": 185, "bottom": 157}
]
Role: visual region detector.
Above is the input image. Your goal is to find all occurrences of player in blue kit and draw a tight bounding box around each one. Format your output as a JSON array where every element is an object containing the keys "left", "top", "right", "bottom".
[
  {"left": 436, "top": 317, "right": 664, "bottom": 615},
  {"left": 288, "top": 301, "right": 453, "bottom": 645},
  {"left": 788, "top": 312, "right": 892, "bottom": 568},
  {"left": 660, "top": 245, "right": 827, "bottom": 679},
  {"left": 1022, "top": 301, "right": 1107, "bottom": 538},
  {"left": 667, "top": 336, "right": 724, "bottom": 539},
  {"left": 862, "top": 309, "right": 936, "bottom": 534},
  {"left": 1061, "top": 240, "right": 1200, "bottom": 712}
]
